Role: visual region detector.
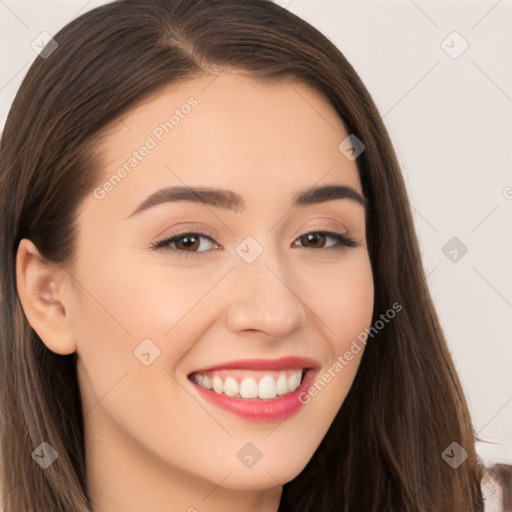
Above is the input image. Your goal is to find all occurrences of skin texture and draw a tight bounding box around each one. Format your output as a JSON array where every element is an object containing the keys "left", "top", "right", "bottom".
[{"left": 16, "top": 72, "right": 374, "bottom": 512}]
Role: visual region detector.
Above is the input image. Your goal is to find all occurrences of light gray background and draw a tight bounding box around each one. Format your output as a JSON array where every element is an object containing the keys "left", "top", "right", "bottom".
[{"left": 1, "top": 0, "right": 511, "bottom": 468}]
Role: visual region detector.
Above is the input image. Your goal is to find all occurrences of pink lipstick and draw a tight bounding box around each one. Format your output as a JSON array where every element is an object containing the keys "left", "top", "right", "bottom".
[{"left": 187, "top": 356, "right": 318, "bottom": 422}]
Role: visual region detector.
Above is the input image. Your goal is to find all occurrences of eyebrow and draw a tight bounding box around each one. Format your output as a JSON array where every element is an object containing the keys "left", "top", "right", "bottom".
[{"left": 124, "top": 183, "right": 367, "bottom": 219}]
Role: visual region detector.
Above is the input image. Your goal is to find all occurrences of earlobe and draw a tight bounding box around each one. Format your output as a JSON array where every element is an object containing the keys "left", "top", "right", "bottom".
[{"left": 15, "top": 238, "right": 77, "bottom": 355}]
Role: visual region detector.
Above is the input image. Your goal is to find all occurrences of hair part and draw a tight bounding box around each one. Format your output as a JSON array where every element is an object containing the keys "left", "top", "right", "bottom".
[{"left": 0, "top": 1, "right": 484, "bottom": 510}]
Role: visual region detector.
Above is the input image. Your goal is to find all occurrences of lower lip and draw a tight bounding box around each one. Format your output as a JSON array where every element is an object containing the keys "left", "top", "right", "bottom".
[{"left": 189, "top": 370, "right": 316, "bottom": 422}]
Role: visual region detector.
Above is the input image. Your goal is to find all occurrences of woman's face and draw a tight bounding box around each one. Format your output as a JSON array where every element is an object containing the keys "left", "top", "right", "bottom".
[{"left": 63, "top": 72, "right": 373, "bottom": 505}]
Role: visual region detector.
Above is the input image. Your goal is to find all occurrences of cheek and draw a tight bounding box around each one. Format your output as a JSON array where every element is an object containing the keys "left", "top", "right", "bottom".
[
  {"left": 300, "top": 252, "right": 374, "bottom": 349},
  {"left": 73, "top": 253, "right": 221, "bottom": 346},
  {"left": 279, "top": 252, "right": 373, "bottom": 395},
  {"left": 69, "top": 256, "right": 230, "bottom": 413},
  {"left": 331, "top": 257, "right": 374, "bottom": 352},
  {"left": 297, "top": 253, "right": 374, "bottom": 409}
]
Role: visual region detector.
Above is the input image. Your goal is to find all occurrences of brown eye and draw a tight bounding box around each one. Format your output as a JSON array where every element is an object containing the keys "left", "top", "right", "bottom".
[
  {"left": 294, "top": 231, "right": 359, "bottom": 250},
  {"left": 174, "top": 234, "right": 200, "bottom": 251},
  {"left": 151, "top": 230, "right": 359, "bottom": 258},
  {"left": 299, "top": 233, "right": 327, "bottom": 249},
  {"left": 151, "top": 232, "right": 218, "bottom": 255}
]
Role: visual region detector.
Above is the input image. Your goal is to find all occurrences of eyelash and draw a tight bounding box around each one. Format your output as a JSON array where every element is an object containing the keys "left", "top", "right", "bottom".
[{"left": 150, "top": 230, "right": 360, "bottom": 258}]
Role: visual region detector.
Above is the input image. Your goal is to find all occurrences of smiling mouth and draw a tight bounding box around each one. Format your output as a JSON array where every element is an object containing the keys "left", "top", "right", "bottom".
[
  {"left": 186, "top": 357, "right": 318, "bottom": 422},
  {"left": 188, "top": 368, "right": 306, "bottom": 400}
]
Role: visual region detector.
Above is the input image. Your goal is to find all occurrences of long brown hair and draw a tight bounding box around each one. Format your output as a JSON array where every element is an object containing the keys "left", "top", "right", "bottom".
[{"left": 0, "top": 0, "right": 484, "bottom": 510}]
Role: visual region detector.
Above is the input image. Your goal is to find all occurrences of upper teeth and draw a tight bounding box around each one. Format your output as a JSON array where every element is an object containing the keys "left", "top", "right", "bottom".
[{"left": 190, "top": 369, "right": 304, "bottom": 400}]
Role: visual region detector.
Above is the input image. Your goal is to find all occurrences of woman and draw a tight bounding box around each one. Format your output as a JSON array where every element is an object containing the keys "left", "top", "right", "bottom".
[{"left": 0, "top": 0, "right": 485, "bottom": 510}]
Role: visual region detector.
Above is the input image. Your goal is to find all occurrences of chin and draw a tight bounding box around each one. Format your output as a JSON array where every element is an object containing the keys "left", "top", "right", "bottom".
[{"left": 213, "top": 453, "right": 313, "bottom": 491}]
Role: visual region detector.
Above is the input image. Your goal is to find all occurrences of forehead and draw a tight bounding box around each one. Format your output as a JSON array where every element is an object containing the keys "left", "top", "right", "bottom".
[{"left": 91, "top": 72, "right": 362, "bottom": 217}]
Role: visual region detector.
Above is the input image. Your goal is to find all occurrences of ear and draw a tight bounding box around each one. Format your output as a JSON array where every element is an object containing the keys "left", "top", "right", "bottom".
[{"left": 16, "top": 238, "right": 77, "bottom": 355}]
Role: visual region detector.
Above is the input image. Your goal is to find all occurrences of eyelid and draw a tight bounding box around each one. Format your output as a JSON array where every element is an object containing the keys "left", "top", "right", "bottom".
[
  {"left": 150, "top": 229, "right": 219, "bottom": 252},
  {"left": 150, "top": 229, "right": 360, "bottom": 255}
]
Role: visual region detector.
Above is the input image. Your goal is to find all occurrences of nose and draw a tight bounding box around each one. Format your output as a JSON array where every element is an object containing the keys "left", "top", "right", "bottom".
[{"left": 225, "top": 252, "right": 308, "bottom": 339}]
